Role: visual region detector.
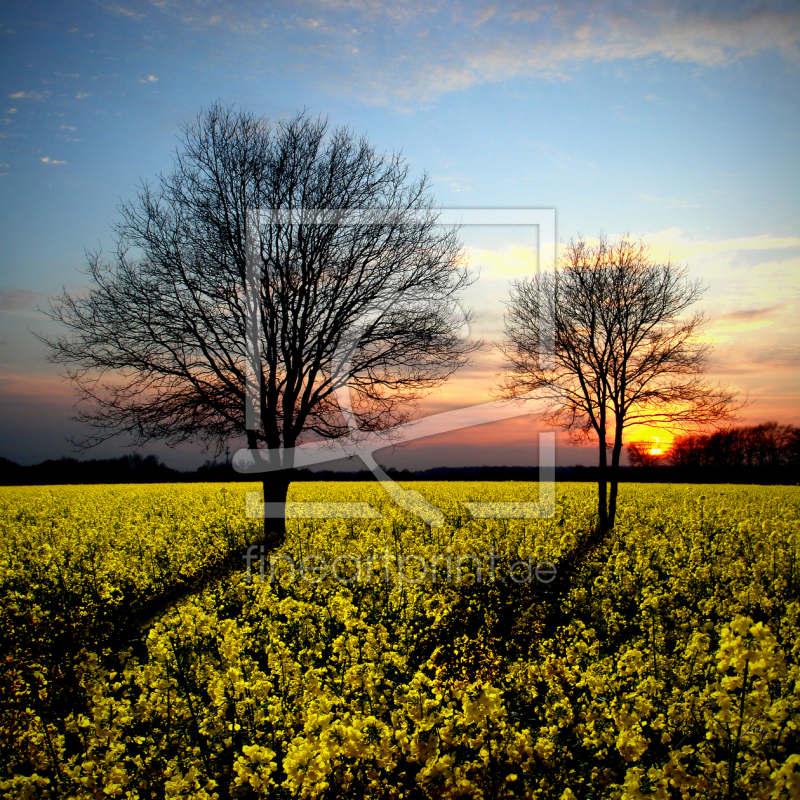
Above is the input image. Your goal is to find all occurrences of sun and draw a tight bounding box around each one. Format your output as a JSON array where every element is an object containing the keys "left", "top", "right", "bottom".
[{"left": 626, "top": 425, "right": 674, "bottom": 456}]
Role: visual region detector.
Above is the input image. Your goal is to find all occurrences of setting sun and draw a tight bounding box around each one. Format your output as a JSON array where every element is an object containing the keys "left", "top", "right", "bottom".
[{"left": 627, "top": 426, "right": 674, "bottom": 454}]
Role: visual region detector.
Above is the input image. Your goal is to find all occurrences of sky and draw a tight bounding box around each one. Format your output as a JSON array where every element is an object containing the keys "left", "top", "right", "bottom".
[{"left": 1, "top": 0, "right": 799, "bottom": 472}]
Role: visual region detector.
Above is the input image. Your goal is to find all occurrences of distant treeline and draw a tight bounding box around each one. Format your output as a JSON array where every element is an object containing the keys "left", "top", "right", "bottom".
[
  {"left": 0, "top": 456, "right": 574, "bottom": 486},
  {"left": 0, "top": 454, "right": 188, "bottom": 486},
  {"left": 627, "top": 421, "right": 800, "bottom": 484},
  {"left": 669, "top": 422, "right": 800, "bottom": 469},
  {"left": 2, "top": 421, "right": 799, "bottom": 486}
]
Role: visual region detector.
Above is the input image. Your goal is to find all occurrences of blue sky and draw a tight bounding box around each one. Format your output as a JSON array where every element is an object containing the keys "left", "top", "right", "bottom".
[{"left": 1, "top": 0, "right": 799, "bottom": 470}]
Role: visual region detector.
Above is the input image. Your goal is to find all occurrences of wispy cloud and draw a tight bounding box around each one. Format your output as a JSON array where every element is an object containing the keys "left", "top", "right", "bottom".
[
  {"left": 297, "top": 1, "right": 800, "bottom": 102},
  {"left": 40, "top": 157, "right": 66, "bottom": 164},
  {"left": 75, "top": 92, "right": 90, "bottom": 99},
  {"left": 0, "top": 368, "right": 79, "bottom": 401},
  {"left": 640, "top": 195, "right": 701, "bottom": 209},
  {"left": 708, "top": 304, "right": 785, "bottom": 335},
  {"left": 8, "top": 91, "right": 48, "bottom": 100},
  {"left": 711, "top": 343, "right": 800, "bottom": 375},
  {"left": 715, "top": 305, "right": 783, "bottom": 323},
  {"left": 468, "top": 245, "right": 539, "bottom": 279},
  {"left": 645, "top": 228, "right": 800, "bottom": 263},
  {"left": 104, "top": 3, "right": 146, "bottom": 20},
  {"left": 0, "top": 288, "right": 47, "bottom": 312},
  {"left": 472, "top": 6, "right": 496, "bottom": 27},
  {"left": 138, "top": 75, "right": 159, "bottom": 83},
  {"left": 132, "top": 1, "right": 800, "bottom": 104}
]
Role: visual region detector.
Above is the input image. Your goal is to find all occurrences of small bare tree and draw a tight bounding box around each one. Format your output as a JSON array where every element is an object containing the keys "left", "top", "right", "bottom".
[
  {"left": 627, "top": 441, "right": 667, "bottom": 468},
  {"left": 42, "top": 104, "right": 476, "bottom": 544},
  {"left": 498, "top": 234, "right": 739, "bottom": 531}
]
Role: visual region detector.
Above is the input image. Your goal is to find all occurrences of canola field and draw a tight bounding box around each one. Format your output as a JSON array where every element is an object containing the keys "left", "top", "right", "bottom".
[{"left": 1, "top": 481, "right": 799, "bottom": 799}]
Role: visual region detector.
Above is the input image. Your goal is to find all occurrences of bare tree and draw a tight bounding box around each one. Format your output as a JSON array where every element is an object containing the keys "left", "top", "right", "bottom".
[
  {"left": 669, "top": 421, "right": 799, "bottom": 470},
  {"left": 747, "top": 421, "right": 794, "bottom": 468},
  {"left": 42, "top": 104, "right": 476, "bottom": 544},
  {"left": 785, "top": 426, "right": 800, "bottom": 468},
  {"left": 668, "top": 432, "right": 708, "bottom": 468},
  {"left": 627, "top": 440, "right": 667, "bottom": 468},
  {"left": 498, "top": 234, "right": 739, "bottom": 531}
]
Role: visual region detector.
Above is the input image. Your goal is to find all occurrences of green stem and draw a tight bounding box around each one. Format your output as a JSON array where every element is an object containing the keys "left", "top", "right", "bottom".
[{"left": 727, "top": 661, "right": 749, "bottom": 800}]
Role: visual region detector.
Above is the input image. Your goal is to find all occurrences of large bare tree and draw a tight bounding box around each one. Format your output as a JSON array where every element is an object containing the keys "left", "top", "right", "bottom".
[
  {"left": 498, "top": 234, "right": 739, "bottom": 531},
  {"left": 43, "top": 103, "right": 476, "bottom": 543}
]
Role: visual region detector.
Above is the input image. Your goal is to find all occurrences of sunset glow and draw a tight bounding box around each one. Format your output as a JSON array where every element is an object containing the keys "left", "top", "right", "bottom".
[
  {"left": 626, "top": 426, "right": 674, "bottom": 452},
  {"left": 0, "top": 2, "right": 798, "bottom": 470}
]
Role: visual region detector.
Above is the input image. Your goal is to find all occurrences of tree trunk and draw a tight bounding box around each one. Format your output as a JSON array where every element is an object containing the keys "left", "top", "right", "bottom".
[
  {"left": 245, "top": 430, "right": 293, "bottom": 548},
  {"left": 597, "top": 435, "right": 609, "bottom": 533},
  {"left": 261, "top": 470, "right": 294, "bottom": 548},
  {"left": 608, "top": 422, "right": 625, "bottom": 529}
]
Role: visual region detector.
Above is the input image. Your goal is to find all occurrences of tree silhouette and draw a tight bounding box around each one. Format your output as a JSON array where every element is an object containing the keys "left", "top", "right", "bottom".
[
  {"left": 627, "top": 440, "right": 668, "bottom": 468},
  {"left": 498, "top": 234, "right": 739, "bottom": 530},
  {"left": 43, "top": 104, "right": 476, "bottom": 544},
  {"left": 669, "top": 422, "right": 799, "bottom": 470}
]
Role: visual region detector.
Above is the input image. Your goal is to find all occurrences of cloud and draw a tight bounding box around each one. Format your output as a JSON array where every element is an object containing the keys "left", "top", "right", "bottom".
[
  {"left": 472, "top": 6, "right": 496, "bottom": 27},
  {"left": 104, "top": 3, "right": 146, "bottom": 20},
  {"left": 711, "top": 343, "right": 800, "bottom": 374},
  {"left": 135, "top": 1, "right": 800, "bottom": 104},
  {"left": 75, "top": 92, "right": 91, "bottom": 99},
  {"left": 468, "top": 245, "right": 539, "bottom": 279},
  {"left": 40, "top": 157, "right": 65, "bottom": 164},
  {"left": 6, "top": 108, "right": 16, "bottom": 114},
  {"left": 297, "top": 17, "right": 325, "bottom": 29},
  {"left": 708, "top": 304, "right": 785, "bottom": 335},
  {"left": 640, "top": 195, "right": 701, "bottom": 209},
  {"left": 635, "top": 231, "right": 800, "bottom": 328},
  {"left": 60, "top": 124, "right": 77, "bottom": 131},
  {"left": 0, "top": 369, "right": 78, "bottom": 402},
  {"left": 0, "top": 288, "right": 47, "bottom": 312},
  {"left": 7, "top": 91, "right": 47, "bottom": 100},
  {"left": 644, "top": 228, "right": 800, "bottom": 263},
  {"left": 298, "top": 1, "right": 800, "bottom": 103},
  {"left": 715, "top": 305, "right": 783, "bottom": 323},
  {"left": 511, "top": 7, "right": 541, "bottom": 23},
  {"left": 138, "top": 75, "right": 159, "bottom": 83}
]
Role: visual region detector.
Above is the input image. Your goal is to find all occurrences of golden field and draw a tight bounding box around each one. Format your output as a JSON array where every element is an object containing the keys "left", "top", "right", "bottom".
[{"left": 1, "top": 482, "right": 798, "bottom": 799}]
